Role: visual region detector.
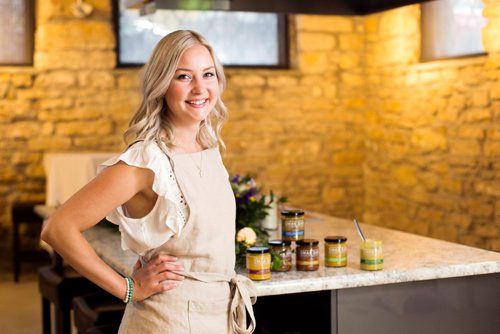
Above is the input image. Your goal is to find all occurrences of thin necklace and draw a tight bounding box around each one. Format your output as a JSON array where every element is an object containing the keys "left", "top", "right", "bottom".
[{"left": 189, "top": 150, "right": 203, "bottom": 177}]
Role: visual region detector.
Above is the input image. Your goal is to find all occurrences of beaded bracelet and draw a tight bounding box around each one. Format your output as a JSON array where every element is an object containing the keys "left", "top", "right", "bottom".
[{"left": 123, "top": 277, "right": 133, "bottom": 304}]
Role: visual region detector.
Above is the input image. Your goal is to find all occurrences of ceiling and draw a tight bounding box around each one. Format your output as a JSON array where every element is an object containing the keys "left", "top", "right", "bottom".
[{"left": 127, "top": 0, "right": 434, "bottom": 15}]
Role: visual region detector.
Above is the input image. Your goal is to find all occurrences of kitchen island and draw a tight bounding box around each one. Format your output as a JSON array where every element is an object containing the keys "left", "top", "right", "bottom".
[{"left": 85, "top": 212, "right": 500, "bottom": 334}]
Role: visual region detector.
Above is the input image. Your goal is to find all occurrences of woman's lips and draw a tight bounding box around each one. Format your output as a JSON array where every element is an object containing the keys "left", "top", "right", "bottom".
[{"left": 186, "top": 98, "right": 208, "bottom": 107}]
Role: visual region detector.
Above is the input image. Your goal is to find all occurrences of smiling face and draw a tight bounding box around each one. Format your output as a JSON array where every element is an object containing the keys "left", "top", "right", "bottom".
[{"left": 165, "top": 43, "right": 219, "bottom": 128}]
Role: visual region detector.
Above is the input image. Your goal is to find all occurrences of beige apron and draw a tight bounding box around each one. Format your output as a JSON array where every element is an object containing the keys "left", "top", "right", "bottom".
[{"left": 118, "top": 148, "right": 256, "bottom": 334}]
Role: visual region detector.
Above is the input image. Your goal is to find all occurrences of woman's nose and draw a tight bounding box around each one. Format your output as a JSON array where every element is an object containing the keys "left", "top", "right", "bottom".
[{"left": 191, "top": 77, "right": 206, "bottom": 94}]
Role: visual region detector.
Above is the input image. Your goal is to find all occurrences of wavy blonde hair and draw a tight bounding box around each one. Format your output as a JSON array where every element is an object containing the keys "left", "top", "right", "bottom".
[{"left": 124, "top": 30, "right": 228, "bottom": 150}]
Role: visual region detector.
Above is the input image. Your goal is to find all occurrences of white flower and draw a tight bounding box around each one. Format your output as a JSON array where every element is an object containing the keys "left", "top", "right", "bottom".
[{"left": 236, "top": 227, "right": 257, "bottom": 246}]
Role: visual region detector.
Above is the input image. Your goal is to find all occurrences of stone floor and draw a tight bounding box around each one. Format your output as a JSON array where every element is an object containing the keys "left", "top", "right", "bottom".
[
  {"left": 0, "top": 268, "right": 43, "bottom": 334},
  {"left": 0, "top": 261, "right": 78, "bottom": 334}
]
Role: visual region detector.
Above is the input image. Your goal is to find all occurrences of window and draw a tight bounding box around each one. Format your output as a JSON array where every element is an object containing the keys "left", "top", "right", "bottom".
[
  {"left": 0, "top": 0, "right": 34, "bottom": 65},
  {"left": 116, "top": 0, "right": 288, "bottom": 67},
  {"left": 421, "top": 0, "right": 487, "bottom": 61}
]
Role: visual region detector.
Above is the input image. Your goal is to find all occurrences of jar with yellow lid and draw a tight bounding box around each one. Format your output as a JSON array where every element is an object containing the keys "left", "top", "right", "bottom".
[
  {"left": 268, "top": 240, "right": 292, "bottom": 272},
  {"left": 281, "top": 210, "right": 305, "bottom": 241},
  {"left": 296, "top": 239, "right": 320, "bottom": 271},
  {"left": 246, "top": 246, "right": 271, "bottom": 280},
  {"left": 360, "top": 239, "right": 383, "bottom": 271},
  {"left": 324, "top": 236, "right": 347, "bottom": 268}
]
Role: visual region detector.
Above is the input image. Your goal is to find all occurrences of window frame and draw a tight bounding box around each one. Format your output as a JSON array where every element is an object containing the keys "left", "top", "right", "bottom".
[
  {"left": 420, "top": 0, "right": 487, "bottom": 63},
  {"left": 0, "top": 0, "right": 35, "bottom": 66},
  {"left": 112, "top": 0, "right": 289, "bottom": 69}
]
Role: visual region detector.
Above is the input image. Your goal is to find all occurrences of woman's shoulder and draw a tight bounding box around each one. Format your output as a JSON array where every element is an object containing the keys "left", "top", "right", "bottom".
[
  {"left": 99, "top": 140, "right": 168, "bottom": 173},
  {"left": 126, "top": 140, "right": 163, "bottom": 155}
]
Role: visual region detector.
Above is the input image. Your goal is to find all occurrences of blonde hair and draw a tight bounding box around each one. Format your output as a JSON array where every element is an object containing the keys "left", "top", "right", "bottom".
[{"left": 124, "top": 30, "right": 228, "bottom": 150}]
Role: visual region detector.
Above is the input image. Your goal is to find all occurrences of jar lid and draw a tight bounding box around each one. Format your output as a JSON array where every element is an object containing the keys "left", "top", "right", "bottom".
[
  {"left": 324, "top": 236, "right": 347, "bottom": 243},
  {"left": 246, "top": 246, "right": 270, "bottom": 254},
  {"left": 268, "top": 239, "right": 292, "bottom": 247},
  {"left": 281, "top": 210, "right": 305, "bottom": 217},
  {"left": 296, "top": 238, "right": 319, "bottom": 246}
]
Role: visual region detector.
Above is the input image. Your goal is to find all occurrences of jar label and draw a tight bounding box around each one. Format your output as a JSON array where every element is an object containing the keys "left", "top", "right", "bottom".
[
  {"left": 282, "top": 219, "right": 304, "bottom": 229},
  {"left": 247, "top": 268, "right": 271, "bottom": 275},
  {"left": 297, "top": 260, "right": 319, "bottom": 266},
  {"left": 298, "top": 248, "right": 319, "bottom": 257},
  {"left": 360, "top": 259, "right": 384, "bottom": 265},
  {"left": 326, "top": 256, "right": 347, "bottom": 263},
  {"left": 282, "top": 230, "right": 305, "bottom": 237}
]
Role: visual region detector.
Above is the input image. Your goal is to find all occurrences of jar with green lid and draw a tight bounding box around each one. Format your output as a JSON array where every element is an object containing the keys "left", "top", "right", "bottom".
[
  {"left": 281, "top": 210, "right": 305, "bottom": 241},
  {"left": 246, "top": 246, "right": 271, "bottom": 280},
  {"left": 296, "top": 239, "right": 319, "bottom": 271},
  {"left": 360, "top": 239, "right": 383, "bottom": 271},
  {"left": 268, "top": 240, "right": 292, "bottom": 272},
  {"left": 324, "top": 236, "right": 347, "bottom": 268}
]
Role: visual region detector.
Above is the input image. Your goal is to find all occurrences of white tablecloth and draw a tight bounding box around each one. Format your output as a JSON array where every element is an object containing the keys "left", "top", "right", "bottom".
[{"left": 44, "top": 152, "right": 117, "bottom": 206}]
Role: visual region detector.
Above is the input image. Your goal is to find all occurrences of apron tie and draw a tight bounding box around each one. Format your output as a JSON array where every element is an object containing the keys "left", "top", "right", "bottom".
[
  {"left": 229, "top": 275, "right": 257, "bottom": 334},
  {"left": 173, "top": 271, "right": 257, "bottom": 334}
]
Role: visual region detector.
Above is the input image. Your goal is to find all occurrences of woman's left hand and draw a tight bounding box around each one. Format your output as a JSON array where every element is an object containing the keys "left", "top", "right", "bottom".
[{"left": 130, "top": 253, "right": 185, "bottom": 301}]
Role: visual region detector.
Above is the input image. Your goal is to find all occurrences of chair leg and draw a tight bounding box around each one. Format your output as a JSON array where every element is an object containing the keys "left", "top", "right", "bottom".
[
  {"left": 42, "top": 296, "right": 51, "bottom": 334},
  {"left": 55, "top": 305, "right": 72, "bottom": 334},
  {"left": 13, "top": 220, "right": 20, "bottom": 282}
]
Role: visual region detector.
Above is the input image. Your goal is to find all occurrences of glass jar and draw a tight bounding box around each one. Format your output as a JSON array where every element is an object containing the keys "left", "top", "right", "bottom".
[
  {"left": 360, "top": 239, "right": 384, "bottom": 271},
  {"left": 281, "top": 210, "right": 305, "bottom": 241},
  {"left": 296, "top": 239, "right": 319, "bottom": 271},
  {"left": 246, "top": 246, "right": 271, "bottom": 280},
  {"left": 268, "top": 240, "right": 292, "bottom": 272},
  {"left": 324, "top": 236, "right": 347, "bottom": 268}
]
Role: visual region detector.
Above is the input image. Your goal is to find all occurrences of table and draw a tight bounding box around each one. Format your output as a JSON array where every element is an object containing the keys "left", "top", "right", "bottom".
[
  {"left": 40, "top": 152, "right": 116, "bottom": 254},
  {"left": 43, "top": 152, "right": 117, "bottom": 206},
  {"left": 83, "top": 212, "right": 500, "bottom": 334}
]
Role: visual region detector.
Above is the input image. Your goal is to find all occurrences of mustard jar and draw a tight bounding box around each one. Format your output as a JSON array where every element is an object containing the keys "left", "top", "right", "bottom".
[
  {"left": 324, "top": 236, "right": 347, "bottom": 268},
  {"left": 360, "top": 239, "right": 383, "bottom": 271},
  {"left": 281, "top": 210, "right": 305, "bottom": 241},
  {"left": 268, "top": 240, "right": 292, "bottom": 272},
  {"left": 296, "top": 239, "right": 320, "bottom": 271},
  {"left": 246, "top": 246, "right": 271, "bottom": 280}
]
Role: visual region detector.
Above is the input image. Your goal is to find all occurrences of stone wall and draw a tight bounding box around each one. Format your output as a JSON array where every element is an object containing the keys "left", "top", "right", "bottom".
[
  {"left": 0, "top": 1, "right": 366, "bottom": 233},
  {"left": 363, "top": 3, "right": 500, "bottom": 250},
  {"left": 0, "top": 0, "right": 140, "bottom": 244},
  {"left": 0, "top": 0, "right": 498, "bottom": 254},
  {"left": 223, "top": 15, "right": 366, "bottom": 218}
]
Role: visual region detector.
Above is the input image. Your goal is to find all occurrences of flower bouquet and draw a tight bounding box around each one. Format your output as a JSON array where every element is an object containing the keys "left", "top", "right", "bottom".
[{"left": 230, "top": 174, "right": 286, "bottom": 268}]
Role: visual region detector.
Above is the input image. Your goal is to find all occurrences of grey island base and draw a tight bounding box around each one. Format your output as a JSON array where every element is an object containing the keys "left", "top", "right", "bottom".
[{"left": 84, "top": 212, "right": 500, "bottom": 334}]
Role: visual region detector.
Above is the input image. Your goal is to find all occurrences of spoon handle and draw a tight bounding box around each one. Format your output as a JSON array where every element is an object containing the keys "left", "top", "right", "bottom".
[{"left": 353, "top": 219, "right": 366, "bottom": 241}]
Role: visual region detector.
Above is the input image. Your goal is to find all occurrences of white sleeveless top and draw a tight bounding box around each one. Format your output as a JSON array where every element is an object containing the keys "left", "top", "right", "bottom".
[{"left": 98, "top": 141, "right": 189, "bottom": 256}]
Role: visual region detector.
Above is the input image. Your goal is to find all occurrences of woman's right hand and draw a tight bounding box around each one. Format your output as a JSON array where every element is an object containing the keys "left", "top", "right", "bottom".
[{"left": 130, "top": 253, "right": 185, "bottom": 301}]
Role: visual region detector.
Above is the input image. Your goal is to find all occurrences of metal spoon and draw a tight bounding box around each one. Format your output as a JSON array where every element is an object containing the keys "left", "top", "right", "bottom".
[{"left": 353, "top": 218, "right": 366, "bottom": 241}]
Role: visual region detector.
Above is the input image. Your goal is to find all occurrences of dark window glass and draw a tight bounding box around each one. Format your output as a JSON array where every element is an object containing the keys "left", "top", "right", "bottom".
[
  {"left": 0, "top": 0, "right": 34, "bottom": 65},
  {"left": 421, "top": 0, "right": 486, "bottom": 61},
  {"left": 116, "top": 0, "right": 288, "bottom": 67}
]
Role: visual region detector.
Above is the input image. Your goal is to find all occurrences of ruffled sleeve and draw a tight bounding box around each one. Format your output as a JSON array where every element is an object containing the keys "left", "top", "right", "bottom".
[{"left": 97, "top": 141, "right": 188, "bottom": 256}]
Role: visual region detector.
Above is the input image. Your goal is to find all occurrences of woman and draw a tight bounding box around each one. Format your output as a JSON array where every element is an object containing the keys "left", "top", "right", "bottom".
[{"left": 41, "top": 30, "right": 256, "bottom": 333}]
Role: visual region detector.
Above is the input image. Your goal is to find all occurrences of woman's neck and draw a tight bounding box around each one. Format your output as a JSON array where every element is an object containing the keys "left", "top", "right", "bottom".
[{"left": 172, "top": 127, "right": 203, "bottom": 153}]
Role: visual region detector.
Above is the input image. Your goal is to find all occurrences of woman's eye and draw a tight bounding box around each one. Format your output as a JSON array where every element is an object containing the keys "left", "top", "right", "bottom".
[
  {"left": 204, "top": 72, "right": 216, "bottom": 78},
  {"left": 177, "top": 74, "right": 191, "bottom": 80}
]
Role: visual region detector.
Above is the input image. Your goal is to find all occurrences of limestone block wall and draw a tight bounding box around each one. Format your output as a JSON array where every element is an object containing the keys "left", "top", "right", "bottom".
[
  {"left": 223, "top": 15, "right": 366, "bottom": 218},
  {"left": 0, "top": 0, "right": 498, "bottom": 253},
  {"left": 0, "top": 0, "right": 140, "bottom": 240},
  {"left": 0, "top": 2, "right": 365, "bottom": 244},
  {"left": 363, "top": 4, "right": 500, "bottom": 250}
]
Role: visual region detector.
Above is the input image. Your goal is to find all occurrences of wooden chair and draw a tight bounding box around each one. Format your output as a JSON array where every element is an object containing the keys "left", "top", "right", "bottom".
[
  {"left": 38, "top": 257, "right": 104, "bottom": 334},
  {"left": 85, "top": 323, "right": 121, "bottom": 334},
  {"left": 11, "top": 202, "right": 50, "bottom": 282},
  {"left": 73, "top": 292, "right": 125, "bottom": 334}
]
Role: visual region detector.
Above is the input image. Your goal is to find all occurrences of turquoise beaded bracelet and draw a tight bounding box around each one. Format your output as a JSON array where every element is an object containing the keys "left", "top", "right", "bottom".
[{"left": 123, "top": 277, "right": 133, "bottom": 304}]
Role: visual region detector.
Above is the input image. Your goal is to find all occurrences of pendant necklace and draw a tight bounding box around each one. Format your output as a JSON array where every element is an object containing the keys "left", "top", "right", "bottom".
[{"left": 189, "top": 151, "right": 204, "bottom": 177}]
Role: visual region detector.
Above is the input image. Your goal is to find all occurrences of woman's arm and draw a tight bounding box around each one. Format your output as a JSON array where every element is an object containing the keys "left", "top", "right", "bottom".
[{"left": 41, "top": 161, "right": 184, "bottom": 301}]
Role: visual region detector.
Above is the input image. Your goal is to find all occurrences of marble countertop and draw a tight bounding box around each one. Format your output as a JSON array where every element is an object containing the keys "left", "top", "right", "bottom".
[{"left": 84, "top": 212, "right": 500, "bottom": 297}]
